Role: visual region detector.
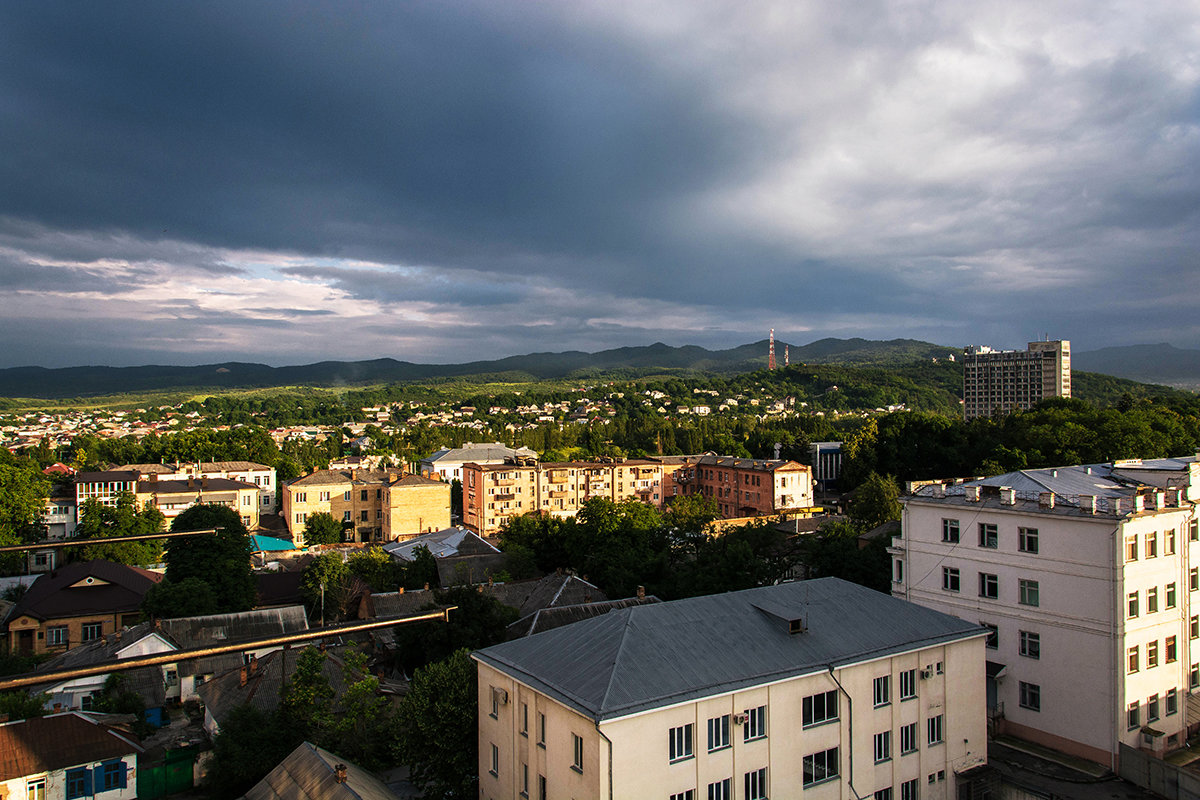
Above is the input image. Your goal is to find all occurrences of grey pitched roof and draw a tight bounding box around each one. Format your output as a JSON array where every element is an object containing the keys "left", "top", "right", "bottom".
[
  {"left": 7, "top": 561, "right": 163, "bottom": 623},
  {"left": 381, "top": 528, "right": 499, "bottom": 561},
  {"left": 422, "top": 442, "right": 536, "bottom": 464},
  {"left": 475, "top": 578, "right": 985, "bottom": 722},
  {"left": 243, "top": 742, "right": 400, "bottom": 800},
  {"left": 507, "top": 595, "right": 662, "bottom": 639},
  {"left": 197, "top": 647, "right": 349, "bottom": 729}
]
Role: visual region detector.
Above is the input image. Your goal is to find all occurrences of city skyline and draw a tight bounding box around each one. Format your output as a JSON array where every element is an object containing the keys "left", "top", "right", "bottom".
[{"left": 2, "top": 1, "right": 1198, "bottom": 368}]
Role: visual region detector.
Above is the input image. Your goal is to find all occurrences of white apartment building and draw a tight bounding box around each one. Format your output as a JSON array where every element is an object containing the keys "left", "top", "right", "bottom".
[
  {"left": 475, "top": 578, "right": 992, "bottom": 800},
  {"left": 419, "top": 442, "right": 538, "bottom": 482},
  {"left": 122, "top": 461, "right": 277, "bottom": 512},
  {"left": 892, "top": 456, "right": 1200, "bottom": 769}
]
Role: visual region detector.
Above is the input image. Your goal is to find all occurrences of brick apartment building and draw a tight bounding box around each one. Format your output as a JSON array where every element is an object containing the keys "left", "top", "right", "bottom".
[{"left": 281, "top": 468, "right": 450, "bottom": 545}]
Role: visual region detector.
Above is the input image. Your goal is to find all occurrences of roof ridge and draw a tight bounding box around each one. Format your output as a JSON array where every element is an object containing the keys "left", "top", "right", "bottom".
[{"left": 597, "top": 607, "right": 638, "bottom": 712}]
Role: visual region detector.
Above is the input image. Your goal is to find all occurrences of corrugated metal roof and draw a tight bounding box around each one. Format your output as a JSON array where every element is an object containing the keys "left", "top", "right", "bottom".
[
  {"left": 0, "top": 712, "right": 142, "bottom": 781},
  {"left": 475, "top": 578, "right": 984, "bottom": 721},
  {"left": 7, "top": 561, "right": 162, "bottom": 623},
  {"left": 243, "top": 741, "right": 400, "bottom": 800}
]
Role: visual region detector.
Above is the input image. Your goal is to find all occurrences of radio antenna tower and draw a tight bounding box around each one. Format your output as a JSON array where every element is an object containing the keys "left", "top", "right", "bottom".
[
  {"left": 768, "top": 329, "right": 776, "bottom": 370},
  {"left": 785, "top": 345, "right": 789, "bottom": 367}
]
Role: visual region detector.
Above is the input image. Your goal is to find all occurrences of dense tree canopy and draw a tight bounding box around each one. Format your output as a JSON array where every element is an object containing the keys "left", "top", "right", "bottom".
[
  {"left": 144, "top": 504, "right": 255, "bottom": 617},
  {"left": 73, "top": 493, "right": 165, "bottom": 566},
  {"left": 393, "top": 650, "right": 478, "bottom": 800}
]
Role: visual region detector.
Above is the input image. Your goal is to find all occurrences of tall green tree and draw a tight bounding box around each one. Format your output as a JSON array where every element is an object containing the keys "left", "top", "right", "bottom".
[
  {"left": 302, "top": 512, "right": 342, "bottom": 546},
  {"left": 847, "top": 472, "right": 903, "bottom": 531},
  {"left": 74, "top": 493, "right": 166, "bottom": 566},
  {"left": 155, "top": 504, "right": 256, "bottom": 615},
  {"left": 300, "top": 553, "right": 350, "bottom": 623},
  {"left": 393, "top": 650, "right": 478, "bottom": 800}
]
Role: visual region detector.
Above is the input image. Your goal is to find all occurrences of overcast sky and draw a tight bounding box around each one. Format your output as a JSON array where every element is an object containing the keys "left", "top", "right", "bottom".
[{"left": 2, "top": 1, "right": 1198, "bottom": 368}]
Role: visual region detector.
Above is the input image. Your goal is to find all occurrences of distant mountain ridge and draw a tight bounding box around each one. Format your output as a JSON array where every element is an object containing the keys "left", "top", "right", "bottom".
[
  {"left": 1073, "top": 343, "right": 1200, "bottom": 388},
  {"left": 0, "top": 338, "right": 958, "bottom": 398}
]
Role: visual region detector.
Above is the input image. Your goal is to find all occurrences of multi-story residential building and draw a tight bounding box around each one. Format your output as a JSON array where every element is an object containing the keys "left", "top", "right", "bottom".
[
  {"left": 74, "top": 471, "right": 140, "bottom": 513},
  {"left": 135, "top": 475, "right": 261, "bottom": 530},
  {"left": 961, "top": 340, "right": 1071, "bottom": 420},
  {"left": 892, "top": 456, "right": 1200, "bottom": 769},
  {"left": 420, "top": 442, "right": 538, "bottom": 482},
  {"left": 281, "top": 468, "right": 449, "bottom": 545},
  {"left": 475, "top": 577, "right": 990, "bottom": 800},
  {"left": 462, "top": 455, "right": 813, "bottom": 537},
  {"left": 121, "top": 461, "right": 276, "bottom": 512}
]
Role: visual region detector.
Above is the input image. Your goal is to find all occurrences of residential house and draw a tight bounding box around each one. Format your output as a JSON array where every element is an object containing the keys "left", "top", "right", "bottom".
[
  {"left": 0, "top": 712, "right": 142, "bottom": 800},
  {"left": 381, "top": 527, "right": 504, "bottom": 586},
  {"left": 244, "top": 741, "right": 403, "bottom": 800},
  {"left": 4, "top": 561, "right": 162, "bottom": 655},
  {"left": 475, "top": 578, "right": 989, "bottom": 800},
  {"left": 892, "top": 455, "right": 1200, "bottom": 768}
]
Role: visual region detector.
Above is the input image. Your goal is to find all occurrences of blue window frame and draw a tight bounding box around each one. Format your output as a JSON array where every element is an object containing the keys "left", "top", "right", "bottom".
[
  {"left": 65, "top": 768, "right": 91, "bottom": 800},
  {"left": 100, "top": 759, "right": 127, "bottom": 791}
]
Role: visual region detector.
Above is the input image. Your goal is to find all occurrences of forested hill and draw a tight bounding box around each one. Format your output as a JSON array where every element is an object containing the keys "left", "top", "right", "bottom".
[{"left": 0, "top": 338, "right": 958, "bottom": 398}]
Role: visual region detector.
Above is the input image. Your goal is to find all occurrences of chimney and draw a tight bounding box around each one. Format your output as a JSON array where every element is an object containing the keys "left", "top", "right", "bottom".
[
  {"left": 1078, "top": 495, "right": 1096, "bottom": 515},
  {"left": 1133, "top": 495, "right": 1145, "bottom": 512},
  {"left": 398, "top": 586, "right": 405, "bottom": 594},
  {"left": 965, "top": 486, "right": 981, "bottom": 502},
  {"left": 637, "top": 585, "right": 645, "bottom": 599},
  {"left": 1038, "top": 492, "right": 1055, "bottom": 509},
  {"left": 1151, "top": 490, "right": 1164, "bottom": 509},
  {"left": 1114, "top": 497, "right": 1128, "bottom": 515},
  {"left": 249, "top": 655, "right": 258, "bottom": 675},
  {"left": 239, "top": 666, "right": 248, "bottom": 687},
  {"left": 1166, "top": 488, "right": 1180, "bottom": 506},
  {"left": 424, "top": 582, "right": 430, "bottom": 591},
  {"left": 187, "top": 476, "right": 195, "bottom": 489},
  {"left": 999, "top": 487, "right": 1015, "bottom": 505},
  {"left": 335, "top": 765, "right": 348, "bottom": 784},
  {"left": 931, "top": 483, "right": 945, "bottom": 498}
]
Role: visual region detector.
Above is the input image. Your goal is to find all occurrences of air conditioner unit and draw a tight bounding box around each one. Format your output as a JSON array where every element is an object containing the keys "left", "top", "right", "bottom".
[
  {"left": 733, "top": 713, "right": 749, "bottom": 725},
  {"left": 921, "top": 668, "right": 933, "bottom": 680},
  {"left": 492, "top": 687, "right": 509, "bottom": 705}
]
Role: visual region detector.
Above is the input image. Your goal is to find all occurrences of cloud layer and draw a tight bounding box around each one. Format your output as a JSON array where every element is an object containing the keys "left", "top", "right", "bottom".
[{"left": 1, "top": 1, "right": 1198, "bottom": 367}]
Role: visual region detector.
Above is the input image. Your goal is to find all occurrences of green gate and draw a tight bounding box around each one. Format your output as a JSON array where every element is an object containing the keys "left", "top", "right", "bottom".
[{"left": 136, "top": 747, "right": 196, "bottom": 799}]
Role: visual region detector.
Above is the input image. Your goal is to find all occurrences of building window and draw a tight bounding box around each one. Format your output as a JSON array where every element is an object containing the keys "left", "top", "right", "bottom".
[
  {"left": 319, "top": 490, "right": 330, "bottom": 501},
  {"left": 1019, "top": 630, "right": 1040, "bottom": 659},
  {"left": 1018, "top": 527, "right": 1039, "bottom": 553},
  {"left": 901, "top": 778, "right": 918, "bottom": 800},
  {"left": 707, "top": 715, "right": 730, "bottom": 752},
  {"left": 982, "top": 623, "right": 998, "bottom": 650},
  {"left": 1191, "top": 568, "right": 1198, "bottom": 592},
  {"left": 942, "top": 567, "right": 960, "bottom": 592},
  {"left": 1166, "top": 528, "right": 1177, "bottom": 554},
  {"left": 873, "top": 675, "right": 891, "bottom": 707},
  {"left": 743, "top": 705, "right": 766, "bottom": 741},
  {"left": 744, "top": 768, "right": 767, "bottom": 800},
  {"left": 873, "top": 730, "right": 892, "bottom": 763},
  {"left": 1167, "top": 636, "right": 1178, "bottom": 663},
  {"left": 25, "top": 778, "right": 45, "bottom": 800},
  {"left": 1192, "top": 616, "right": 1199, "bottom": 640},
  {"left": 99, "top": 760, "right": 124, "bottom": 791},
  {"left": 1147, "top": 531, "right": 1158, "bottom": 558},
  {"left": 360, "top": 489, "right": 369, "bottom": 502},
  {"left": 900, "top": 722, "right": 918, "bottom": 754},
  {"left": 899, "top": 669, "right": 917, "bottom": 700},
  {"left": 1126, "top": 535, "right": 1138, "bottom": 561},
  {"left": 344, "top": 490, "right": 351, "bottom": 500},
  {"left": 1191, "top": 520, "right": 1199, "bottom": 541},
  {"left": 65, "top": 769, "right": 89, "bottom": 800},
  {"left": 572, "top": 733, "right": 583, "bottom": 773},
  {"left": 1167, "top": 688, "right": 1178, "bottom": 716},
  {"left": 894, "top": 559, "right": 904, "bottom": 583},
  {"left": 706, "top": 778, "right": 732, "bottom": 800},
  {"left": 1128, "top": 702, "right": 1140, "bottom": 730},
  {"left": 1148, "top": 587, "right": 1159, "bottom": 613},
  {"left": 671, "top": 792, "right": 696, "bottom": 800},
  {"left": 802, "top": 747, "right": 839, "bottom": 787},
  {"left": 520, "top": 763, "right": 529, "bottom": 797},
  {"left": 1019, "top": 682, "right": 1041, "bottom": 712},
  {"left": 488, "top": 743, "right": 499, "bottom": 777},
  {"left": 979, "top": 573, "right": 998, "bottom": 599},
  {"left": 1129, "top": 591, "right": 1139, "bottom": 618},
  {"left": 1018, "top": 579, "right": 1039, "bottom": 607},
  {"left": 537, "top": 712, "right": 546, "bottom": 747},
  {"left": 538, "top": 775, "right": 546, "bottom": 800},
  {"left": 1167, "top": 583, "right": 1177, "bottom": 608},
  {"left": 1129, "top": 645, "right": 1139, "bottom": 673},
  {"left": 46, "top": 626, "right": 68, "bottom": 647},
  {"left": 295, "top": 491, "right": 307, "bottom": 502},
  {"left": 927, "top": 715, "right": 943, "bottom": 745},
  {"left": 80, "top": 622, "right": 102, "bottom": 642},
  {"left": 669, "top": 724, "right": 694, "bottom": 763},
  {"left": 942, "top": 519, "right": 960, "bottom": 543},
  {"left": 1148, "top": 640, "right": 1159, "bottom": 668},
  {"left": 874, "top": 790, "right": 893, "bottom": 800},
  {"left": 1192, "top": 664, "right": 1199, "bottom": 689},
  {"left": 1148, "top": 694, "right": 1160, "bottom": 722},
  {"left": 803, "top": 690, "right": 838, "bottom": 727},
  {"left": 978, "top": 523, "right": 998, "bottom": 548}
]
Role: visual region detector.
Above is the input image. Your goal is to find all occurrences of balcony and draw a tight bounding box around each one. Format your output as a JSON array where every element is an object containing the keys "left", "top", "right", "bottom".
[{"left": 494, "top": 492, "right": 516, "bottom": 501}]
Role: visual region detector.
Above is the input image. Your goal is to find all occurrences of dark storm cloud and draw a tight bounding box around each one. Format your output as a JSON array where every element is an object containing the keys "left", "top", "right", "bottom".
[{"left": 0, "top": 1, "right": 1198, "bottom": 367}]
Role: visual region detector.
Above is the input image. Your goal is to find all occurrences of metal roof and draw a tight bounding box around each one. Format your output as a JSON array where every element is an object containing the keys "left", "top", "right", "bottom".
[
  {"left": 475, "top": 578, "right": 984, "bottom": 722},
  {"left": 244, "top": 741, "right": 401, "bottom": 800}
]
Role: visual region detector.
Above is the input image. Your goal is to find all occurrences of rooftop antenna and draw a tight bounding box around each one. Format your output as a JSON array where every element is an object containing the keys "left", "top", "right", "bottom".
[
  {"left": 784, "top": 345, "right": 789, "bottom": 367},
  {"left": 768, "top": 329, "right": 776, "bottom": 370}
]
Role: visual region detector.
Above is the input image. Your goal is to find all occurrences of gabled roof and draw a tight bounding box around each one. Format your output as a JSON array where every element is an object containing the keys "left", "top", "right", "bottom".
[
  {"left": 196, "top": 648, "right": 350, "bottom": 729},
  {"left": 7, "top": 561, "right": 163, "bottom": 623},
  {"left": 244, "top": 742, "right": 400, "bottom": 800},
  {"left": 388, "top": 474, "right": 445, "bottom": 488},
  {"left": 421, "top": 442, "right": 536, "bottom": 464},
  {"left": 508, "top": 595, "right": 662, "bottom": 638},
  {"left": 475, "top": 578, "right": 984, "bottom": 721},
  {"left": 381, "top": 528, "right": 499, "bottom": 561},
  {"left": 0, "top": 712, "right": 142, "bottom": 781},
  {"left": 694, "top": 455, "right": 805, "bottom": 472}
]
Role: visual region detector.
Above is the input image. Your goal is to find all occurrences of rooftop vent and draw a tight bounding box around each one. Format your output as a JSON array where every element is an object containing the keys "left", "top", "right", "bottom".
[
  {"left": 1038, "top": 492, "right": 1055, "bottom": 509},
  {"left": 1078, "top": 495, "right": 1096, "bottom": 515},
  {"left": 752, "top": 600, "right": 806, "bottom": 635},
  {"left": 999, "top": 487, "right": 1015, "bottom": 505},
  {"left": 1133, "top": 496, "right": 1145, "bottom": 512},
  {"left": 965, "top": 486, "right": 981, "bottom": 502}
]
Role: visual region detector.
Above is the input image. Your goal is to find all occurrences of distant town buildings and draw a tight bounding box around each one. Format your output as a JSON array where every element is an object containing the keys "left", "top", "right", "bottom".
[
  {"left": 462, "top": 454, "right": 814, "bottom": 537},
  {"left": 474, "top": 578, "right": 991, "bottom": 800},
  {"left": 892, "top": 455, "right": 1200, "bottom": 769},
  {"left": 962, "top": 340, "right": 1071, "bottom": 420}
]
